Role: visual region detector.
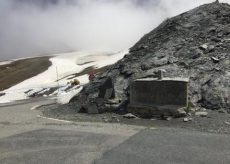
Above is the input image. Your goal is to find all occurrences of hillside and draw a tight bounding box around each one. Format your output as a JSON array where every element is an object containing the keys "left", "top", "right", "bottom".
[
  {"left": 0, "top": 51, "right": 128, "bottom": 104},
  {"left": 0, "top": 57, "right": 51, "bottom": 91},
  {"left": 71, "top": 1, "right": 230, "bottom": 113}
]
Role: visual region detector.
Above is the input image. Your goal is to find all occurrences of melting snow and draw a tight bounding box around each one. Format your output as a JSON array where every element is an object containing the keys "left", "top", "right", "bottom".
[
  {"left": 0, "top": 50, "right": 129, "bottom": 104},
  {"left": 0, "top": 60, "right": 13, "bottom": 66}
]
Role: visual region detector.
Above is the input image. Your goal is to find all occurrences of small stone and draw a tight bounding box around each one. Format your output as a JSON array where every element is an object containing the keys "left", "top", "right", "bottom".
[
  {"left": 141, "top": 63, "right": 150, "bottom": 71},
  {"left": 211, "top": 37, "right": 221, "bottom": 42},
  {"left": 211, "top": 57, "right": 220, "bottom": 63},
  {"left": 224, "top": 121, "right": 230, "bottom": 125},
  {"left": 112, "top": 116, "right": 117, "bottom": 119},
  {"left": 103, "top": 119, "right": 109, "bottom": 122},
  {"left": 123, "top": 113, "right": 137, "bottom": 119},
  {"left": 207, "top": 45, "right": 215, "bottom": 52},
  {"left": 214, "top": 67, "right": 221, "bottom": 71},
  {"left": 153, "top": 57, "right": 168, "bottom": 66},
  {"left": 115, "top": 118, "right": 120, "bottom": 122},
  {"left": 199, "top": 107, "right": 207, "bottom": 111},
  {"left": 195, "top": 112, "right": 208, "bottom": 117},
  {"left": 124, "top": 70, "right": 134, "bottom": 76},
  {"left": 218, "top": 110, "right": 225, "bottom": 114},
  {"left": 188, "top": 117, "right": 193, "bottom": 121},
  {"left": 134, "top": 117, "right": 140, "bottom": 120},
  {"left": 168, "top": 57, "right": 178, "bottom": 63},
  {"left": 166, "top": 117, "right": 173, "bottom": 121},
  {"left": 175, "top": 107, "right": 187, "bottom": 117},
  {"left": 106, "top": 98, "right": 120, "bottom": 105},
  {"left": 192, "top": 49, "right": 202, "bottom": 59},
  {"left": 208, "top": 27, "right": 216, "bottom": 33},
  {"left": 183, "top": 118, "right": 189, "bottom": 122},
  {"left": 200, "top": 44, "right": 208, "bottom": 50}
]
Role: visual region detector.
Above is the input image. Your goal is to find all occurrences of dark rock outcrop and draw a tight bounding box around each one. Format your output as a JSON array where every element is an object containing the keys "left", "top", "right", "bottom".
[{"left": 71, "top": 2, "right": 230, "bottom": 113}]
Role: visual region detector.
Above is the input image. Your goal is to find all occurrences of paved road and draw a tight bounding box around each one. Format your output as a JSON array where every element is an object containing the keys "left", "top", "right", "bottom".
[
  {"left": 0, "top": 99, "right": 142, "bottom": 164},
  {"left": 96, "top": 128, "right": 230, "bottom": 164},
  {"left": 0, "top": 99, "right": 229, "bottom": 164}
]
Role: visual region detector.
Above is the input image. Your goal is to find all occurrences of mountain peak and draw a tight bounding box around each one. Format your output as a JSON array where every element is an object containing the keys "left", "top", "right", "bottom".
[{"left": 71, "top": 2, "right": 230, "bottom": 113}]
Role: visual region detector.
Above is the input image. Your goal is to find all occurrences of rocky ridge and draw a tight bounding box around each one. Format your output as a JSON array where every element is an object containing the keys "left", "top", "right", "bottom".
[{"left": 70, "top": 1, "right": 230, "bottom": 115}]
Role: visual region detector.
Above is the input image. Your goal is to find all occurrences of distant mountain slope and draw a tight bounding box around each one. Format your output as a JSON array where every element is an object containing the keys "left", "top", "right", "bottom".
[
  {"left": 15, "top": 0, "right": 81, "bottom": 8},
  {"left": 72, "top": 1, "right": 230, "bottom": 112},
  {"left": 0, "top": 57, "right": 51, "bottom": 90}
]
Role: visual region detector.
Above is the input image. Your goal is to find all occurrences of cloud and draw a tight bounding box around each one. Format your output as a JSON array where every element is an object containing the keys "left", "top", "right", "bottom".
[{"left": 0, "top": 0, "right": 228, "bottom": 60}]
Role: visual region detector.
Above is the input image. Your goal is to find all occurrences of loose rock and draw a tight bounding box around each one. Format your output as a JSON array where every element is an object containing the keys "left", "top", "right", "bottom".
[
  {"left": 166, "top": 117, "right": 173, "bottom": 121},
  {"left": 200, "top": 44, "right": 208, "bottom": 50},
  {"left": 195, "top": 112, "right": 208, "bottom": 117},
  {"left": 183, "top": 118, "right": 189, "bottom": 122},
  {"left": 224, "top": 121, "right": 230, "bottom": 125},
  {"left": 123, "top": 113, "right": 138, "bottom": 119},
  {"left": 211, "top": 57, "right": 220, "bottom": 63}
]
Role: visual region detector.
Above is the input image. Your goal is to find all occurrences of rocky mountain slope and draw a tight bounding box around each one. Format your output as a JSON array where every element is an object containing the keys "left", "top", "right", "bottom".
[{"left": 71, "top": 1, "right": 230, "bottom": 114}]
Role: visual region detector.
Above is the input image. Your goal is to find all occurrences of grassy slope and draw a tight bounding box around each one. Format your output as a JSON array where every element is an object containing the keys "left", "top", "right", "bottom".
[{"left": 0, "top": 57, "right": 52, "bottom": 91}]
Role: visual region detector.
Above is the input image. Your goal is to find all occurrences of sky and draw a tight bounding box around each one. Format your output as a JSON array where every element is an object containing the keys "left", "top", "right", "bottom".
[{"left": 0, "top": 0, "right": 229, "bottom": 60}]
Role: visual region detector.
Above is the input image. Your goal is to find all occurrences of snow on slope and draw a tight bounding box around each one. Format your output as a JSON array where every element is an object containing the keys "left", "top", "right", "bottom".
[
  {"left": 0, "top": 50, "right": 129, "bottom": 104},
  {"left": 0, "top": 60, "right": 13, "bottom": 66}
]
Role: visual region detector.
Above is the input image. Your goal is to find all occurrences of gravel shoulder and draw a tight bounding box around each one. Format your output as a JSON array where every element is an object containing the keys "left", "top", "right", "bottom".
[{"left": 39, "top": 103, "right": 230, "bottom": 134}]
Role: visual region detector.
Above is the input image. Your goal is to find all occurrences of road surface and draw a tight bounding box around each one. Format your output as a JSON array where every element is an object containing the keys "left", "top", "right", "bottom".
[{"left": 0, "top": 98, "right": 229, "bottom": 164}]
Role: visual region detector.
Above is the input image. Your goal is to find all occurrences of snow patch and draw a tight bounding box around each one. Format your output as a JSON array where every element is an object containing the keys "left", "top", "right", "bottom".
[
  {"left": 0, "top": 60, "right": 13, "bottom": 66},
  {"left": 56, "top": 85, "right": 83, "bottom": 104}
]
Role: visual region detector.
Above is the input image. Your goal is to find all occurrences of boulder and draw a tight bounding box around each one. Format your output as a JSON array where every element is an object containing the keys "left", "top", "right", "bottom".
[
  {"left": 86, "top": 101, "right": 99, "bottom": 114},
  {"left": 98, "top": 77, "right": 115, "bottom": 99}
]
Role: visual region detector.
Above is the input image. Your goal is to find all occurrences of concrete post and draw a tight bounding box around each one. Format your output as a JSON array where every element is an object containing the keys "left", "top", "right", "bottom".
[{"left": 158, "top": 69, "right": 165, "bottom": 80}]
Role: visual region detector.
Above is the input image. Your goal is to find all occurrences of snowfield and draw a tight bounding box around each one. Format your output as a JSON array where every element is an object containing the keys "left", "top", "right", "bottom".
[{"left": 0, "top": 50, "right": 129, "bottom": 104}]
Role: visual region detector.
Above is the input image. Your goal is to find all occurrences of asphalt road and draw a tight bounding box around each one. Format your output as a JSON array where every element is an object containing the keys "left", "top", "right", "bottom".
[
  {"left": 0, "top": 99, "right": 230, "bottom": 164},
  {"left": 96, "top": 128, "right": 230, "bottom": 164},
  {"left": 0, "top": 98, "right": 143, "bottom": 164}
]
